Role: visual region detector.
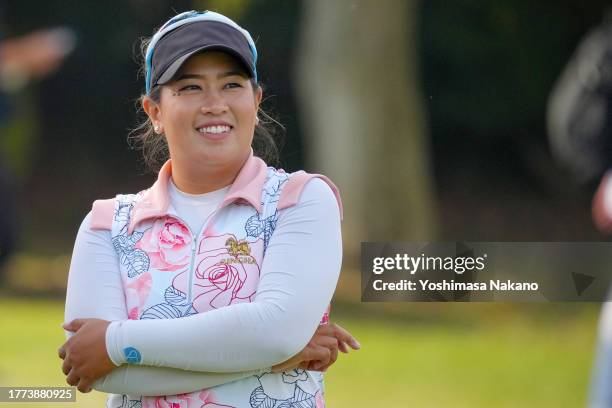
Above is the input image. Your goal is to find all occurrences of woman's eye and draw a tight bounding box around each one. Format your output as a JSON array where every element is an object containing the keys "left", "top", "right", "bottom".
[
  {"left": 224, "top": 82, "right": 242, "bottom": 89},
  {"left": 179, "top": 84, "right": 201, "bottom": 91}
]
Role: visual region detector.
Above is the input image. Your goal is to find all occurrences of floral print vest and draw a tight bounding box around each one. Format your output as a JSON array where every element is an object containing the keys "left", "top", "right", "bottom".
[{"left": 93, "top": 155, "right": 340, "bottom": 408}]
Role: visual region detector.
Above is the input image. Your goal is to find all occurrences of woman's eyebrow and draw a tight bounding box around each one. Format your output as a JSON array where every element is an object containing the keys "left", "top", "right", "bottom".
[
  {"left": 175, "top": 71, "right": 247, "bottom": 81},
  {"left": 219, "top": 70, "right": 247, "bottom": 79}
]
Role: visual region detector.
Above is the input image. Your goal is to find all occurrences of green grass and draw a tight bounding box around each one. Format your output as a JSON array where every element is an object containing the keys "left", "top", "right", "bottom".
[
  {"left": 0, "top": 297, "right": 107, "bottom": 407},
  {"left": 325, "top": 303, "right": 600, "bottom": 407},
  {"left": 0, "top": 297, "right": 601, "bottom": 407}
]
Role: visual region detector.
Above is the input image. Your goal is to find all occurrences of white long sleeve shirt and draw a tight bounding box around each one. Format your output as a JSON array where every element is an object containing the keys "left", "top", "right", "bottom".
[{"left": 64, "top": 177, "right": 342, "bottom": 397}]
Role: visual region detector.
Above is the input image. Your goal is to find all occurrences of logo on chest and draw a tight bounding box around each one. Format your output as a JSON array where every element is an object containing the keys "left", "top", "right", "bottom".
[
  {"left": 221, "top": 237, "right": 256, "bottom": 265},
  {"left": 172, "top": 233, "right": 264, "bottom": 312}
]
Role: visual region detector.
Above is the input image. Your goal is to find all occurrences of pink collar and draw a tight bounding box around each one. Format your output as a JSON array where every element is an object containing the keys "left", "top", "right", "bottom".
[{"left": 128, "top": 150, "right": 268, "bottom": 234}]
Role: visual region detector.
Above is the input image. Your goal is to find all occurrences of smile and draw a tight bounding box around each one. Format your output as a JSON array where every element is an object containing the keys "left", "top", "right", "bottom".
[{"left": 197, "top": 125, "right": 232, "bottom": 134}]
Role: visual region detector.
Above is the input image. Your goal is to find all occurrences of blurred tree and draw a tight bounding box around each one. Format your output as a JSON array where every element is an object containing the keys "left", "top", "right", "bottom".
[{"left": 296, "top": 0, "right": 437, "bottom": 261}]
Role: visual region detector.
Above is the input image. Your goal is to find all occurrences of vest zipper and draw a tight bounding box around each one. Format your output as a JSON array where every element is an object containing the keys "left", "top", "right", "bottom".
[
  {"left": 187, "top": 236, "right": 197, "bottom": 304},
  {"left": 170, "top": 208, "right": 223, "bottom": 304},
  {"left": 166, "top": 215, "right": 198, "bottom": 304}
]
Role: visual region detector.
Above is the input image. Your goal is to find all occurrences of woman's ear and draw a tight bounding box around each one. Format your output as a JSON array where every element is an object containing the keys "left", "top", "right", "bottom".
[
  {"left": 253, "top": 86, "right": 262, "bottom": 126},
  {"left": 254, "top": 85, "right": 262, "bottom": 111},
  {"left": 142, "top": 95, "right": 163, "bottom": 134}
]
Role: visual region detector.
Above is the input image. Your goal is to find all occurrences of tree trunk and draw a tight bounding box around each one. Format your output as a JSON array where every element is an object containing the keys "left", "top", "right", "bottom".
[{"left": 296, "top": 0, "right": 437, "bottom": 264}]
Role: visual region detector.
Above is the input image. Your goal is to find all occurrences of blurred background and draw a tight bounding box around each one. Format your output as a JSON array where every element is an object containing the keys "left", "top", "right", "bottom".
[{"left": 0, "top": 0, "right": 610, "bottom": 406}]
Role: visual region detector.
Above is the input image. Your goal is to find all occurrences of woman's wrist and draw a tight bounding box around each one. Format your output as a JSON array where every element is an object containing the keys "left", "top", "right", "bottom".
[{"left": 105, "top": 320, "right": 124, "bottom": 366}]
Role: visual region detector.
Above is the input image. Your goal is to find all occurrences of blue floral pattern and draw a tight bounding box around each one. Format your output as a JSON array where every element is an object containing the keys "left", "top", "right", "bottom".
[
  {"left": 245, "top": 169, "right": 288, "bottom": 251},
  {"left": 249, "top": 369, "right": 317, "bottom": 408},
  {"left": 113, "top": 395, "right": 142, "bottom": 408},
  {"left": 112, "top": 231, "right": 150, "bottom": 278},
  {"left": 139, "top": 286, "right": 197, "bottom": 319}
]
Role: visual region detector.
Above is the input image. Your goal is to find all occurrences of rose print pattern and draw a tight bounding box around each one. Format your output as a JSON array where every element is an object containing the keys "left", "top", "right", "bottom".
[
  {"left": 136, "top": 217, "right": 192, "bottom": 272},
  {"left": 142, "top": 391, "right": 234, "bottom": 408},
  {"left": 173, "top": 234, "right": 262, "bottom": 312},
  {"left": 125, "top": 272, "right": 153, "bottom": 319},
  {"left": 314, "top": 392, "right": 325, "bottom": 408},
  {"left": 320, "top": 305, "right": 330, "bottom": 325},
  {"left": 197, "top": 390, "right": 235, "bottom": 408}
]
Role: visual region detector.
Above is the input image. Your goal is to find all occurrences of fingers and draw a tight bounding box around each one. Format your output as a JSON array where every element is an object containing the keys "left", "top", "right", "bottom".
[
  {"left": 64, "top": 361, "right": 93, "bottom": 393},
  {"left": 62, "top": 319, "right": 84, "bottom": 332},
  {"left": 338, "top": 341, "right": 350, "bottom": 354},
  {"left": 329, "top": 323, "right": 361, "bottom": 350},
  {"left": 313, "top": 323, "right": 335, "bottom": 337},
  {"left": 62, "top": 356, "right": 72, "bottom": 376},
  {"left": 305, "top": 344, "right": 331, "bottom": 366},
  {"left": 65, "top": 369, "right": 79, "bottom": 387},
  {"left": 58, "top": 346, "right": 66, "bottom": 360},
  {"left": 274, "top": 343, "right": 332, "bottom": 374},
  {"left": 313, "top": 344, "right": 338, "bottom": 372},
  {"left": 314, "top": 323, "right": 360, "bottom": 352},
  {"left": 77, "top": 378, "right": 93, "bottom": 393},
  {"left": 275, "top": 322, "right": 360, "bottom": 375},
  {"left": 322, "top": 344, "right": 339, "bottom": 370},
  {"left": 304, "top": 322, "right": 361, "bottom": 373},
  {"left": 66, "top": 370, "right": 92, "bottom": 393},
  {"left": 312, "top": 334, "right": 338, "bottom": 350},
  {"left": 329, "top": 345, "right": 339, "bottom": 366}
]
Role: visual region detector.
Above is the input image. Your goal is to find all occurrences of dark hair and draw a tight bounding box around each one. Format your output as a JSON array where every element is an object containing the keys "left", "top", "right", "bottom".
[{"left": 129, "top": 36, "right": 283, "bottom": 173}]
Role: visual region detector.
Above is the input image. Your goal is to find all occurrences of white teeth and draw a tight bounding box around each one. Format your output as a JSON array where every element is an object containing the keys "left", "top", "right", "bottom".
[{"left": 198, "top": 125, "right": 230, "bottom": 134}]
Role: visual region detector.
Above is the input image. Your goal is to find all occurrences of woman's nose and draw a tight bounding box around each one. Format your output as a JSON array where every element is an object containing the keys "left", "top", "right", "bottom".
[{"left": 200, "top": 92, "right": 228, "bottom": 115}]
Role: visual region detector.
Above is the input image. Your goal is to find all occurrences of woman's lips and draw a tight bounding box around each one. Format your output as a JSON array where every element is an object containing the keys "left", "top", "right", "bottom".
[{"left": 196, "top": 124, "right": 232, "bottom": 140}]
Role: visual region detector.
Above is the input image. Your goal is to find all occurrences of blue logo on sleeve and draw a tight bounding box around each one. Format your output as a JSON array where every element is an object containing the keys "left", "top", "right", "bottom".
[{"left": 123, "top": 347, "right": 142, "bottom": 364}]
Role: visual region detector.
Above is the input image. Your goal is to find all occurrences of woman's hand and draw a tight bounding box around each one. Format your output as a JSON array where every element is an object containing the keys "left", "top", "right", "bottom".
[
  {"left": 58, "top": 318, "right": 116, "bottom": 393},
  {"left": 271, "top": 322, "right": 360, "bottom": 373}
]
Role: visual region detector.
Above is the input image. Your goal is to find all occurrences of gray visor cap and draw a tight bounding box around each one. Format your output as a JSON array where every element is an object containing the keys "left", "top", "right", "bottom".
[{"left": 151, "top": 20, "right": 256, "bottom": 87}]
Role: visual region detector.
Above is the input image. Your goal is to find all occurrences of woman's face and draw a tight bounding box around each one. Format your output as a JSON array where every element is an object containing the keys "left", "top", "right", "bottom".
[{"left": 146, "top": 51, "right": 261, "bottom": 170}]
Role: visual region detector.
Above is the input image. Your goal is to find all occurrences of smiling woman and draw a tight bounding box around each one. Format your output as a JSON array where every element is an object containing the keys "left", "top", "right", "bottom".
[
  {"left": 59, "top": 10, "right": 359, "bottom": 408},
  {"left": 143, "top": 51, "right": 262, "bottom": 194}
]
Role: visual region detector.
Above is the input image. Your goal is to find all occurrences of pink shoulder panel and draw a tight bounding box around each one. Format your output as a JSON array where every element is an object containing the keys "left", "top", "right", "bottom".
[
  {"left": 277, "top": 171, "right": 344, "bottom": 219},
  {"left": 90, "top": 198, "right": 115, "bottom": 230}
]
